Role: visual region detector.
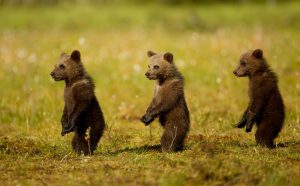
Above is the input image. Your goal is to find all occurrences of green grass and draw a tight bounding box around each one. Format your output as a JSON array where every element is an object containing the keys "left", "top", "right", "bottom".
[{"left": 0, "top": 2, "right": 300, "bottom": 186}]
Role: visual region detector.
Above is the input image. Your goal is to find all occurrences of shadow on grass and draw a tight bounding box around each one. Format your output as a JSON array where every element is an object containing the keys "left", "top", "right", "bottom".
[
  {"left": 276, "top": 141, "right": 300, "bottom": 148},
  {"left": 102, "top": 144, "right": 190, "bottom": 156},
  {"left": 187, "top": 134, "right": 300, "bottom": 150},
  {"left": 104, "top": 144, "right": 162, "bottom": 156}
]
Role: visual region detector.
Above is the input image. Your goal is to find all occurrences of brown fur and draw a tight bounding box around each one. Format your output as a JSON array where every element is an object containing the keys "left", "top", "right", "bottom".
[
  {"left": 140, "top": 51, "right": 190, "bottom": 152},
  {"left": 233, "top": 49, "right": 285, "bottom": 148},
  {"left": 50, "top": 50, "right": 105, "bottom": 155}
]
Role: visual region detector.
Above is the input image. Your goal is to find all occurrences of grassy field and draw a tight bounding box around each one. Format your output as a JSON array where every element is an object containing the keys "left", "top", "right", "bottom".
[{"left": 0, "top": 2, "right": 300, "bottom": 186}]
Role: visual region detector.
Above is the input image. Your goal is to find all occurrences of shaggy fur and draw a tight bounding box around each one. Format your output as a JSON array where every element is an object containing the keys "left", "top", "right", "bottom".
[
  {"left": 233, "top": 49, "right": 285, "bottom": 148},
  {"left": 50, "top": 50, "right": 105, "bottom": 155},
  {"left": 140, "top": 51, "right": 190, "bottom": 152}
]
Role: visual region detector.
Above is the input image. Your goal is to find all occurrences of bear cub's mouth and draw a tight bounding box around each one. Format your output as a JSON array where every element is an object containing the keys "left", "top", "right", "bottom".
[
  {"left": 51, "top": 74, "right": 63, "bottom": 81},
  {"left": 52, "top": 76, "right": 63, "bottom": 81},
  {"left": 145, "top": 74, "right": 157, "bottom": 80},
  {"left": 233, "top": 71, "right": 246, "bottom": 77}
]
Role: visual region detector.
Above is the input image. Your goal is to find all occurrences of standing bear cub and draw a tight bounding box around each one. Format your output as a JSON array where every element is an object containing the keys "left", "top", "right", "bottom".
[
  {"left": 233, "top": 49, "right": 285, "bottom": 148},
  {"left": 50, "top": 50, "right": 105, "bottom": 155},
  {"left": 140, "top": 51, "right": 190, "bottom": 152}
]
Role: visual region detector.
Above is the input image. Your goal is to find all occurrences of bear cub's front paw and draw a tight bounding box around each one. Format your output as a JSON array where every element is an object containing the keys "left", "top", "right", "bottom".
[
  {"left": 61, "top": 126, "right": 74, "bottom": 136},
  {"left": 245, "top": 126, "right": 252, "bottom": 133},
  {"left": 140, "top": 114, "right": 154, "bottom": 126},
  {"left": 235, "top": 122, "right": 245, "bottom": 128},
  {"left": 235, "top": 118, "right": 247, "bottom": 129}
]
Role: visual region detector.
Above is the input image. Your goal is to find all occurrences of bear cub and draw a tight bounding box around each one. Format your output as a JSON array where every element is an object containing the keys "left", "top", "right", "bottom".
[
  {"left": 140, "top": 51, "right": 190, "bottom": 152},
  {"left": 50, "top": 50, "right": 105, "bottom": 155},
  {"left": 233, "top": 49, "right": 285, "bottom": 148}
]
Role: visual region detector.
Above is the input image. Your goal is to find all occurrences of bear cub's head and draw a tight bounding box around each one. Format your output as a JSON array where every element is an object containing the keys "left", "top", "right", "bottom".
[
  {"left": 233, "top": 49, "right": 270, "bottom": 77},
  {"left": 50, "top": 50, "right": 84, "bottom": 81},
  {"left": 145, "top": 50, "right": 174, "bottom": 80}
]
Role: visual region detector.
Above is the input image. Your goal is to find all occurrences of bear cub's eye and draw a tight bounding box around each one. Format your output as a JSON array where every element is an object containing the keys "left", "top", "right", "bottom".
[
  {"left": 153, "top": 65, "right": 160, "bottom": 69},
  {"left": 59, "top": 64, "right": 65, "bottom": 69},
  {"left": 240, "top": 61, "right": 246, "bottom": 66}
]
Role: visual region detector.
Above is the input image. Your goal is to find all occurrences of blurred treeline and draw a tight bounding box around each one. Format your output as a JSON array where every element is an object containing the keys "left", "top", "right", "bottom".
[{"left": 0, "top": 0, "right": 297, "bottom": 6}]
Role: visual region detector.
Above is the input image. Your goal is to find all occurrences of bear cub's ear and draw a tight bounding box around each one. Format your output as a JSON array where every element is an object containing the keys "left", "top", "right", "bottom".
[
  {"left": 60, "top": 52, "right": 66, "bottom": 57},
  {"left": 163, "top": 52, "right": 173, "bottom": 63},
  {"left": 147, "top": 50, "right": 157, "bottom": 57},
  {"left": 252, "top": 49, "right": 263, "bottom": 59},
  {"left": 71, "top": 50, "right": 81, "bottom": 62}
]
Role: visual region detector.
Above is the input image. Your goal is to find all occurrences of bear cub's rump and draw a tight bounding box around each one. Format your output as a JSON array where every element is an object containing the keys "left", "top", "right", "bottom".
[
  {"left": 140, "top": 51, "right": 190, "bottom": 152},
  {"left": 50, "top": 50, "right": 105, "bottom": 155},
  {"left": 233, "top": 49, "right": 285, "bottom": 148}
]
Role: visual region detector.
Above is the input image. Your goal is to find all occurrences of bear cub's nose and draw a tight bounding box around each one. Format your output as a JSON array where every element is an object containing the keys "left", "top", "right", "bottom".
[{"left": 145, "top": 72, "right": 150, "bottom": 77}]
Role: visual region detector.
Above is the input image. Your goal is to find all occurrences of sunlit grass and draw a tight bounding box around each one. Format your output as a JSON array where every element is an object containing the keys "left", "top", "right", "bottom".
[{"left": 0, "top": 2, "right": 300, "bottom": 186}]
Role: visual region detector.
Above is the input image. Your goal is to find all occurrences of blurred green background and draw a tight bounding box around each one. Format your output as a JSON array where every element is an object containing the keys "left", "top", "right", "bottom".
[{"left": 0, "top": 1, "right": 299, "bottom": 186}]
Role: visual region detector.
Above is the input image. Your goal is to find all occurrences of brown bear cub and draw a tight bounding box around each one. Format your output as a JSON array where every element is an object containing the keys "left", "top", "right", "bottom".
[
  {"left": 50, "top": 50, "right": 105, "bottom": 155},
  {"left": 233, "top": 49, "right": 285, "bottom": 148},
  {"left": 140, "top": 51, "right": 190, "bottom": 152}
]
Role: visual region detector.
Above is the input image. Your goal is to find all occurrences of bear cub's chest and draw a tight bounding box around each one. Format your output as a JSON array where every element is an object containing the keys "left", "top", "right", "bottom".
[
  {"left": 64, "top": 87, "right": 75, "bottom": 115},
  {"left": 154, "top": 84, "right": 162, "bottom": 96}
]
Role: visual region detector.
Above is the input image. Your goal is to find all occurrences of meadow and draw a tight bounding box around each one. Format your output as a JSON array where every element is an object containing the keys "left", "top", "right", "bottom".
[{"left": 0, "top": 2, "right": 300, "bottom": 186}]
